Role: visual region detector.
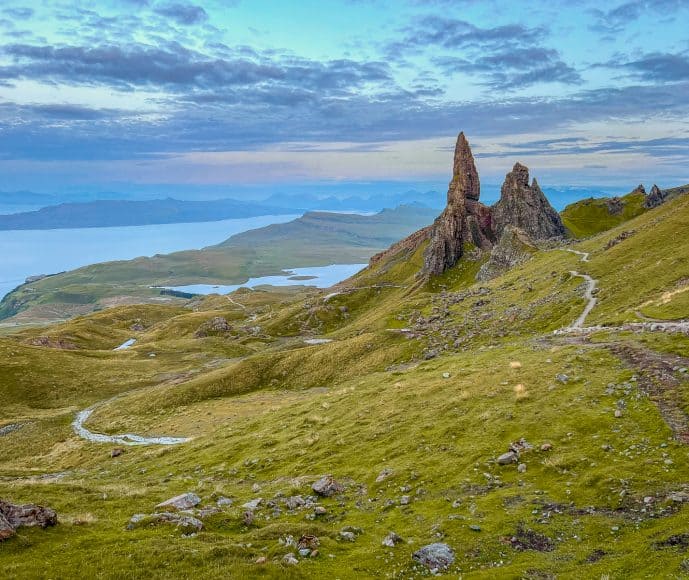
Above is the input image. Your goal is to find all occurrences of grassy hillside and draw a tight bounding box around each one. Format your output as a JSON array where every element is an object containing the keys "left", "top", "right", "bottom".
[
  {"left": 560, "top": 188, "right": 647, "bottom": 238},
  {"left": 2, "top": 188, "right": 689, "bottom": 577},
  {"left": 0, "top": 206, "right": 437, "bottom": 324}
]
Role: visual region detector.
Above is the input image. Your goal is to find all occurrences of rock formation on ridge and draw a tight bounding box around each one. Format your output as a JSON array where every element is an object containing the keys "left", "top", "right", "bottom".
[
  {"left": 491, "top": 163, "right": 566, "bottom": 240},
  {"left": 644, "top": 184, "right": 665, "bottom": 208},
  {"left": 421, "top": 133, "right": 493, "bottom": 276},
  {"left": 371, "top": 131, "right": 566, "bottom": 279}
]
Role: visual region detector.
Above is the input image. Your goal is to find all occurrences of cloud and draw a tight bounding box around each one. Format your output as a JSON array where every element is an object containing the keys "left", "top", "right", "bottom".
[
  {"left": 0, "top": 42, "right": 392, "bottom": 94},
  {"left": 435, "top": 47, "right": 581, "bottom": 89},
  {"left": 2, "top": 7, "right": 33, "bottom": 20},
  {"left": 388, "top": 16, "right": 544, "bottom": 56},
  {"left": 617, "top": 52, "right": 689, "bottom": 81},
  {"left": 590, "top": 0, "right": 688, "bottom": 33},
  {"left": 153, "top": 2, "right": 208, "bottom": 25}
]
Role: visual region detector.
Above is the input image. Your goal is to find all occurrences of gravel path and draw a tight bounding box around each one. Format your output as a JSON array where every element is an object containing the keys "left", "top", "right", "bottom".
[{"left": 72, "top": 405, "right": 190, "bottom": 446}]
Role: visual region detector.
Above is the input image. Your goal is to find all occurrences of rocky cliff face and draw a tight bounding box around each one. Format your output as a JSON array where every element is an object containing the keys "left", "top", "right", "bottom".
[
  {"left": 421, "top": 133, "right": 493, "bottom": 276},
  {"left": 491, "top": 163, "right": 565, "bottom": 240},
  {"left": 374, "top": 131, "right": 566, "bottom": 279},
  {"left": 644, "top": 184, "right": 665, "bottom": 208},
  {"left": 418, "top": 132, "right": 564, "bottom": 277}
]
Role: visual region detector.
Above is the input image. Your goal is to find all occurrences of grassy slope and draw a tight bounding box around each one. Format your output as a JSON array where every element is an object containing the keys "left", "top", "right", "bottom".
[
  {"left": 0, "top": 206, "right": 437, "bottom": 323},
  {"left": 2, "top": 196, "right": 689, "bottom": 577},
  {"left": 560, "top": 190, "right": 647, "bottom": 238}
]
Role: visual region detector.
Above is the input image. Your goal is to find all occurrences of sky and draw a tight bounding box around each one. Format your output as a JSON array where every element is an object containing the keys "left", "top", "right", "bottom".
[{"left": 0, "top": 0, "right": 688, "bottom": 198}]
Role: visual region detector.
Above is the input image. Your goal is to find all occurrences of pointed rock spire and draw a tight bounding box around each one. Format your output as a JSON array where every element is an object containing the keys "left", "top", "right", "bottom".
[
  {"left": 449, "top": 132, "right": 480, "bottom": 202},
  {"left": 422, "top": 132, "right": 492, "bottom": 276},
  {"left": 643, "top": 183, "right": 665, "bottom": 208},
  {"left": 491, "top": 162, "right": 565, "bottom": 240}
]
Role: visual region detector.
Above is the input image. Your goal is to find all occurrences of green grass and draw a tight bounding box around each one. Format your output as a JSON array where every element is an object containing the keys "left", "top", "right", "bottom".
[
  {"left": 560, "top": 190, "right": 647, "bottom": 238},
  {"left": 3, "top": 192, "right": 689, "bottom": 577}
]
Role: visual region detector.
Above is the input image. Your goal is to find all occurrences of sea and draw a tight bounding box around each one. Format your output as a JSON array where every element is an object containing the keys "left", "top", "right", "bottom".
[{"left": 0, "top": 215, "right": 301, "bottom": 301}]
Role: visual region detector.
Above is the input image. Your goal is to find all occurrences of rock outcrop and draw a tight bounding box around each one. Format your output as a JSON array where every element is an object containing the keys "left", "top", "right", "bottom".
[
  {"left": 644, "top": 184, "right": 665, "bottom": 208},
  {"left": 372, "top": 131, "right": 565, "bottom": 279},
  {"left": 422, "top": 133, "right": 493, "bottom": 276},
  {"left": 0, "top": 499, "right": 58, "bottom": 541},
  {"left": 476, "top": 226, "right": 537, "bottom": 281},
  {"left": 491, "top": 163, "right": 565, "bottom": 240}
]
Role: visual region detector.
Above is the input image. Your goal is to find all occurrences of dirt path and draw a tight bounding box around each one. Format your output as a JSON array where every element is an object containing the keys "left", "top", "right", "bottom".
[
  {"left": 610, "top": 343, "right": 689, "bottom": 444},
  {"left": 72, "top": 402, "right": 191, "bottom": 446},
  {"left": 551, "top": 248, "right": 598, "bottom": 332}
]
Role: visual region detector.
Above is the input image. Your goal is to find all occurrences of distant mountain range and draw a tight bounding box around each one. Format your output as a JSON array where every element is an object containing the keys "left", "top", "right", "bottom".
[
  {"left": 0, "top": 198, "right": 298, "bottom": 230},
  {"left": 0, "top": 184, "right": 627, "bottom": 230}
]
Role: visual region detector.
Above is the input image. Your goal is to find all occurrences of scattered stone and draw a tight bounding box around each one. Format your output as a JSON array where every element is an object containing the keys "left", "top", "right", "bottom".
[
  {"left": 155, "top": 493, "right": 201, "bottom": 512},
  {"left": 540, "top": 443, "right": 553, "bottom": 452},
  {"left": 110, "top": 448, "right": 124, "bottom": 458},
  {"left": 412, "top": 543, "right": 455, "bottom": 571},
  {"left": 242, "top": 498, "right": 263, "bottom": 510},
  {"left": 614, "top": 409, "right": 623, "bottom": 418},
  {"left": 242, "top": 510, "right": 255, "bottom": 526},
  {"left": 469, "top": 525, "right": 481, "bottom": 532},
  {"left": 339, "top": 531, "right": 356, "bottom": 542},
  {"left": 216, "top": 496, "right": 233, "bottom": 507},
  {"left": 376, "top": 468, "right": 394, "bottom": 483},
  {"left": 251, "top": 483, "right": 261, "bottom": 493},
  {"left": 197, "top": 507, "right": 220, "bottom": 519},
  {"left": 284, "top": 495, "right": 305, "bottom": 510},
  {"left": 556, "top": 374, "right": 569, "bottom": 384},
  {"left": 497, "top": 451, "right": 519, "bottom": 465},
  {"left": 194, "top": 317, "right": 232, "bottom": 338},
  {"left": 283, "top": 553, "right": 299, "bottom": 565},
  {"left": 314, "top": 506, "right": 327, "bottom": 516},
  {"left": 382, "top": 531, "right": 403, "bottom": 547},
  {"left": 127, "top": 512, "right": 202, "bottom": 535},
  {"left": 507, "top": 523, "right": 554, "bottom": 552},
  {"left": 312, "top": 475, "right": 344, "bottom": 497},
  {"left": 299, "top": 548, "right": 311, "bottom": 557},
  {"left": 297, "top": 535, "right": 320, "bottom": 550},
  {"left": 667, "top": 492, "right": 689, "bottom": 503},
  {"left": 255, "top": 556, "right": 267, "bottom": 564},
  {"left": 442, "top": 372, "right": 451, "bottom": 379},
  {"left": 517, "top": 463, "right": 527, "bottom": 474}
]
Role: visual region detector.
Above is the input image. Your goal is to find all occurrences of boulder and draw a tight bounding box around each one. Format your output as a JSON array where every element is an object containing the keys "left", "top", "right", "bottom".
[
  {"left": 155, "top": 492, "right": 201, "bottom": 511},
  {"left": 127, "top": 512, "right": 202, "bottom": 534},
  {"left": 412, "top": 543, "right": 455, "bottom": 570},
  {"left": 497, "top": 451, "right": 519, "bottom": 465},
  {"left": 312, "top": 475, "right": 344, "bottom": 497},
  {"left": 0, "top": 512, "right": 15, "bottom": 541},
  {"left": 0, "top": 499, "right": 58, "bottom": 534}
]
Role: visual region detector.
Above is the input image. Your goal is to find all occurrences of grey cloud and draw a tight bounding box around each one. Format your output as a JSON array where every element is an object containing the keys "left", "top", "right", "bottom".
[
  {"left": 0, "top": 42, "right": 392, "bottom": 93},
  {"left": 389, "top": 16, "right": 544, "bottom": 55},
  {"left": 436, "top": 47, "right": 581, "bottom": 89},
  {"left": 153, "top": 2, "right": 208, "bottom": 25},
  {"left": 590, "top": 0, "right": 688, "bottom": 33}
]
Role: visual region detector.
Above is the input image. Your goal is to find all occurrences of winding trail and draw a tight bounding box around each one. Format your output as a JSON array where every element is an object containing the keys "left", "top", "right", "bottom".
[
  {"left": 72, "top": 403, "right": 191, "bottom": 446},
  {"left": 553, "top": 248, "right": 598, "bottom": 332}
]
